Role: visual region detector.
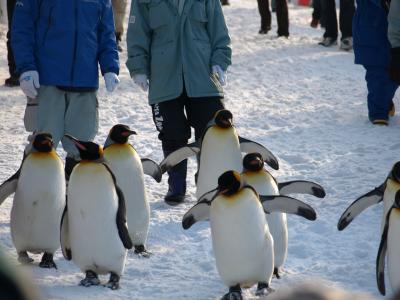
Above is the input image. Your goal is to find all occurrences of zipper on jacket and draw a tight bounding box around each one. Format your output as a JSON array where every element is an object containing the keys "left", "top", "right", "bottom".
[
  {"left": 70, "top": 0, "right": 78, "bottom": 86},
  {"left": 42, "top": 6, "right": 53, "bottom": 46}
]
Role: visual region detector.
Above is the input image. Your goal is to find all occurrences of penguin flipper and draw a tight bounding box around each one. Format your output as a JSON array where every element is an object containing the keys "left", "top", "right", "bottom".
[
  {"left": 141, "top": 158, "right": 162, "bottom": 182},
  {"left": 259, "top": 195, "right": 317, "bottom": 221},
  {"left": 0, "top": 169, "right": 20, "bottom": 205},
  {"left": 238, "top": 137, "right": 279, "bottom": 170},
  {"left": 278, "top": 180, "right": 326, "bottom": 198},
  {"left": 337, "top": 183, "right": 385, "bottom": 231},
  {"left": 60, "top": 204, "right": 72, "bottom": 260},
  {"left": 182, "top": 199, "right": 212, "bottom": 230},
  {"left": 376, "top": 208, "right": 391, "bottom": 296},
  {"left": 159, "top": 142, "right": 200, "bottom": 174}
]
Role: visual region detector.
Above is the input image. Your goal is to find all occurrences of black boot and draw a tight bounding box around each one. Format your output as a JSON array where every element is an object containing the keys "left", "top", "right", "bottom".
[
  {"left": 65, "top": 157, "right": 80, "bottom": 181},
  {"left": 163, "top": 150, "right": 187, "bottom": 206}
]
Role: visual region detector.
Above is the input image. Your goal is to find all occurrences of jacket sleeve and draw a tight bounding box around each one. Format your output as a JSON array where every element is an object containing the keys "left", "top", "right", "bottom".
[
  {"left": 388, "top": 0, "right": 400, "bottom": 48},
  {"left": 98, "top": 0, "right": 120, "bottom": 75},
  {"left": 206, "top": 0, "right": 232, "bottom": 71},
  {"left": 125, "top": 0, "right": 151, "bottom": 77},
  {"left": 11, "top": 0, "right": 38, "bottom": 75}
]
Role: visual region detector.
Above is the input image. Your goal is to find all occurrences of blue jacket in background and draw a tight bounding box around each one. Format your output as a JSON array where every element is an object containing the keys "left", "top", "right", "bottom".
[
  {"left": 12, "top": 0, "right": 119, "bottom": 88},
  {"left": 353, "top": 0, "right": 391, "bottom": 66}
]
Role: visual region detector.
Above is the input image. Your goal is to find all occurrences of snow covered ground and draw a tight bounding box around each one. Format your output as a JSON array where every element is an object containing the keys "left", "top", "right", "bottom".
[{"left": 0, "top": 1, "right": 399, "bottom": 299}]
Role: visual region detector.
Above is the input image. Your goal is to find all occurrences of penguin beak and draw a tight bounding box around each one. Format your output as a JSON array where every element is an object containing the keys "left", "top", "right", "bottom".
[
  {"left": 121, "top": 130, "right": 137, "bottom": 137},
  {"left": 64, "top": 134, "right": 87, "bottom": 151}
]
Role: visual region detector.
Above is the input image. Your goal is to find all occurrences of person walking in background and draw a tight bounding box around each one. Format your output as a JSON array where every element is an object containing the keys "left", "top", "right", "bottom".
[
  {"left": 310, "top": 0, "right": 325, "bottom": 28},
  {"left": 112, "top": 0, "right": 128, "bottom": 52},
  {"left": 11, "top": 0, "right": 120, "bottom": 175},
  {"left": 257, "top": 0, "right": 289, "bottom": 37},
  {"left": 126, "top": 0, "right": 231, "bottom": 205},
  {"left": 318, "top": 0, "right": 354, "bottom": 50},
  {"left": 353, "top": 0, "right": 398, "bottom": 125},
  {"left": 4, "top": 0, "right": 18, "bottom": 87},
  {"left": 388, "top": 0, "right": 400, "bottom": 85}
]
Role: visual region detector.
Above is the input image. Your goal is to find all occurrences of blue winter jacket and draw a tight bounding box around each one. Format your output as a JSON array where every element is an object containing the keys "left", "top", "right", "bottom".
[
  {"left": 353, "top": 0, "right": 391, "bottom": 66},
  {"left": 11, "top": 0, "right": 119, "bottom": 88}
]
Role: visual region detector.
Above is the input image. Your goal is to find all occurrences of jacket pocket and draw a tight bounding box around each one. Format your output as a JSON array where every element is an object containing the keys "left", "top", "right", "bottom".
[
  {"left": 148, "top": 0, "right": 171, "bottom": 29},
  {"left": 189, "top": 0, "right": 208, "bottom": 23}
]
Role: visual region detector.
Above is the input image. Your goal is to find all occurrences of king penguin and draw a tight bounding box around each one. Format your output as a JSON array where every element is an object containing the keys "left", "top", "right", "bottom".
[
  {"left": 103, "top": 124, "right": 161, "bottom": 257},
  {"left": 376, "top": 190, "right": 400, "bottom": 295},
  {"left": 241, "top": 153, "right": 325, "bottom": 278},
  {"left": 60, "top": 135, "right": 133, "bottom": 289},
  {"left": 159, "top": 109, "right": 279, "bottom": 200},
  {"left": 337, "top": 161, "right": 400, "bottom": 232},
  {"left": 182, "top": 170, "right": 317, "bottom": 300},
  {"left": 0, "top": 133, "right": 65, "bottom": 268}
]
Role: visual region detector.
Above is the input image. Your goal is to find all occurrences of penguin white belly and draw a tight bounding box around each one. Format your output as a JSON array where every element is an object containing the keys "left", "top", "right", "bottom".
[
  {"left": 196, "top": 127, "right": 242, "bottom": 199},
  {"left": 381, "top": 180, "right": 399, "bottom": 233},
  {"left": 104, "top": 146, "right": 150, "bottom": 245},
  {"left": 387, "top": 209, "right": 400, "bottom": 292},
  {"left": 244, "top": 172, "right": 288, "bottom": 268},
  {"left": 210, "top": 189, "right": 274, "bottom": 287},
  {"left": 11, "top": 154, "right": 65, "bottom": 253},
  {"left": 68, "top": 164, "right": 126, "bottom": 275}
]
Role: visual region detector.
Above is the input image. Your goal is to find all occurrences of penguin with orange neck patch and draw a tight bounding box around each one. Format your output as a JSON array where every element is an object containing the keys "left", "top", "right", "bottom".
[
  {"left": 61, "top": 135, "right": 132, "bottom": 289},
  {"left": 241, "top": 153, "right": 325, "bottom": 278},
  {"left": 0, "top": 133, "right": 65, "bottom": 268},
  {"left": 103, "top": 124, "right": 161, "bottom": 257},
  {"left": 159, "top": 109, "right": 279, "bottom": 201},
  {"left": 182, "top": 170, "right": 317, "bottom": 300}
]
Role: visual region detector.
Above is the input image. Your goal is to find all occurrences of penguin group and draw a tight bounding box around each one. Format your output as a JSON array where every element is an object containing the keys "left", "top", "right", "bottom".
[{"left": 3, "top": 108, "right": 397, "bottom": 299}]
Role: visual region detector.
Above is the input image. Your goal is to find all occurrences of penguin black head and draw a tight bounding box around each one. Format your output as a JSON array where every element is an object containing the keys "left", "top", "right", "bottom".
[
  {"left": 64, "top": 135, "right": 103, "bottom": 161},
  {"left": 218, "top": 170, "right": 242, "bottom": 196},
  {"left": 32, "top": 133, "right": 54, "bottom": 152},
  {"left": 109, "top": 124, "right": 137, "bottom": 144},
  {"left": 243, "top": 153, "right": 264, "bottom": 172},
  {"left": 214, "top": 109, "right": 233, "bottom": 128},
  {"left": 391, "top": 161, "right": 400, "bottom": 183}
]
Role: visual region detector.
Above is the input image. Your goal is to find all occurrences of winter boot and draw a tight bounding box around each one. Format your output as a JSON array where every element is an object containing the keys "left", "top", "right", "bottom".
[{"left": 163, "top": 150, "right": 187, "bottom": 206}]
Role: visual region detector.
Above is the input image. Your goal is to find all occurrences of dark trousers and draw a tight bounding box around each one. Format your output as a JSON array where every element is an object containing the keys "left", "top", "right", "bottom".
[
  {"left": 151, "top": 91, "right": 225, "bottom": 153},
  {"left": 312, "top": 0, "right": 321, "bottom": 20},
  {"left": 257, "top": 0, "right": 289, "bottom": 36},
  {"left": 364, "top": 66, "right": 398, "bottom": 121},
  {"left": 7, "top": 0, "right": 17, "bottom": 78},
  {"left": 322, "top": 0, "right": 354, "bottom": 40}
]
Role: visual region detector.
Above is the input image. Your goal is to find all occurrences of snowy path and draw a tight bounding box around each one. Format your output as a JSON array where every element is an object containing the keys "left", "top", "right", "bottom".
[{"left": 0, "top": 1, "right": 399, "bottom": 299}]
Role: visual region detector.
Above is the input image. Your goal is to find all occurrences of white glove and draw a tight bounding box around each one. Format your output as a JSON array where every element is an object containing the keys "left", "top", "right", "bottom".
[
  {"left": 212, "top": 65, "right": 227, "bottom": 86},
  {"left": 133, "top": 74, "right": 149, "bottom": 92},
  {"left": 104, "top": 72, "right": 120, "bottom": 92},
  {"left": 19, "top": 71, "right": 40, "bottom": 98}
]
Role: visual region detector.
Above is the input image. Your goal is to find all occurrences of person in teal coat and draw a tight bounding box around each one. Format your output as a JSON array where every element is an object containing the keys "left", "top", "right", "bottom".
[{"left": 126, "top": 0, "right": 231, "bottom": 205}]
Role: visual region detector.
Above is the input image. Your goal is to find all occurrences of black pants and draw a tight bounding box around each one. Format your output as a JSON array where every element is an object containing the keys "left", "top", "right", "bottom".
[
  {"left": 257, "top": 0, "right": 289, "bottom": 36},
  {"left": 322, "top": 0, "right": 354, "bottom": 40},
  {"left": 151, "top": 90, "right": 225, "bottom": 153},
  {"left": 7, "top": 0, "right": 17, "bottom": 78}
]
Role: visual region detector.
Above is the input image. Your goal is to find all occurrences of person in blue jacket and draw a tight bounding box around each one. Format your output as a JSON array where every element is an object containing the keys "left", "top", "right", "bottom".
[
  {"left": 126, "top": 0, "right": 231, "bottom": 205},
  {"left": 353, "top": 0, "right": 398, "bottom": 125},
  {"left": 11, "top": 0, "right": 120, "bottom": 174}
]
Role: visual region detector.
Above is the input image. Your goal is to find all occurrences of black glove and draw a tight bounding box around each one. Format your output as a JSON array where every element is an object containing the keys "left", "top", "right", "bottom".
[{"left": 390, "top": 47, "right": 400, "bottom": 85}]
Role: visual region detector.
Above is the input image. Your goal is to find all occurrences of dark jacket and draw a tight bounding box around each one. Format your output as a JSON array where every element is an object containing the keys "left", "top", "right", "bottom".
[
  {"left": 353, "top": 0, "right": 391, "bottom": 66},
  {"left": 12, "top": 0, "right": 119, "bottom": 88}
]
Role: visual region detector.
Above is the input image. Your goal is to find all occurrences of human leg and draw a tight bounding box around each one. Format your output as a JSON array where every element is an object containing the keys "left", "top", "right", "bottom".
[
  {"left": 151, "top": 95, "right": 191, "bottom": 204},
  {"left": 257, "top": 0, "right": 272, "bottom": 34},
  {"left": 5, "top": 0, "right": 18, "bottom": 86},
  {"left": 319, "top": 0, "right": 338, "bottom": 45},
  {"left": 111, "top": 0, "right": 128, "bottom": 51},
  {"left": 276, "top": 0, "right": 289, "bottom": 37}
]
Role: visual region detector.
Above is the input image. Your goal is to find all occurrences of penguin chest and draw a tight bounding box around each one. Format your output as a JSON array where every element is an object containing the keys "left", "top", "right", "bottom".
[
  {"left": 387, "top": 209, "right": 400, "bottom": 291},
  {"left": 210, "top": 190, "right": 274, "bottom": 286},
  {"left": 197, "top": 128, "right": 242, "bottom": 198},
  {"left": 68, "top": 163, "right": 125, "bottom": 273},
  {"left": 104, "top": 146, "right": 149, "bottom": 244},
  {"left": 11, "top": 153, "right": 65, "bottom": 252}
]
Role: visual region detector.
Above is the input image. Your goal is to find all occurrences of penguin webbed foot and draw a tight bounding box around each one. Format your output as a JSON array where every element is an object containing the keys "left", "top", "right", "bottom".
[
  {"left": 18, "top": 252, "right": 34, "bottom": 264},
  {"left": 39, "top": 252, "right": 57, "bottom": 269},
  {"left": 80, "top": 270, "right": 100, "bottom": 287},
  {"left": 221, "top": 285, "right": 242, "bottom": 300},
  {"left": 274, "top": 267, "right": 281, "bottom": 279},
  {"left": 134, "top": 245, "right": 152, "bottom": 258},
  {"left": 255, "top": 282, "right": 274, "bottom": 296},
  {"left": 105, "top": 272, "right": 120, "bottom": 290}
]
